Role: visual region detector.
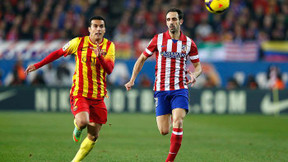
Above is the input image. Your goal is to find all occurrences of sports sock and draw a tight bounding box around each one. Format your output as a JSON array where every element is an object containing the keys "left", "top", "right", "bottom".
[
  {"left": 74, "top": 119, "right": 81, "bottom": 131},
  {"left": 166, "top": 128, "right": 183, "bottom": 162},
  {"left": 72, "top": 137, "right": 96, "bottom": 162}
]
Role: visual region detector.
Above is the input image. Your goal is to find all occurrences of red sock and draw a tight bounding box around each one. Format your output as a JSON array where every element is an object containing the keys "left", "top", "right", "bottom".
[{"left": 166, "top": 128, "right": 183, "bottom": 162}]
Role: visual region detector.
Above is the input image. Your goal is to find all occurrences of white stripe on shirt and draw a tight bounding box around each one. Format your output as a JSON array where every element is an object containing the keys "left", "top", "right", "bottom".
[{"left": 156, "top": 33, "right": 163, "bottom": 91}]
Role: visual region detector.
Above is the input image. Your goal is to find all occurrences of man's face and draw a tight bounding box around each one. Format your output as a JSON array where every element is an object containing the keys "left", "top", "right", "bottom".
[
  {"left": 88, "top": 19, "right": 106, "bottom": 41},
  {"left": 166, "top": 12, "right": 183, "bottom": 34}
]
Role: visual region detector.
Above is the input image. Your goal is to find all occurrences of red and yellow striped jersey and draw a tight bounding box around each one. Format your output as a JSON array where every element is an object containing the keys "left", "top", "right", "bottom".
[{"left": 63, "top": 36, "right": 115, "bottom": 99}]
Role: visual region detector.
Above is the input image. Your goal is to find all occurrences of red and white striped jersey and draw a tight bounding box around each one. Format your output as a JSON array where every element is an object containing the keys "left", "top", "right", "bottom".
[{"left": 143, "top": 31, "right": 200, "bottom": 91}]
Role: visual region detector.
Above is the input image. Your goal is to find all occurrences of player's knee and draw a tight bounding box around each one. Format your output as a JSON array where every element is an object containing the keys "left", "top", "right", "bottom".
[
  {"left": 173, "top": 118, "right": 183, "bottom": 128},
  {"left": 77, "top": 119, "right": 89, "bottom": 129},
  {"left": 159, "top": 129, "right": 169, "bottom": 135}
]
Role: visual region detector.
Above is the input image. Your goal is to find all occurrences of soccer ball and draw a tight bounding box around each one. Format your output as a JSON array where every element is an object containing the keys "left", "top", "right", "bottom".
[{"left": 205, "top": 0, "right": 230, "bottom": 14}]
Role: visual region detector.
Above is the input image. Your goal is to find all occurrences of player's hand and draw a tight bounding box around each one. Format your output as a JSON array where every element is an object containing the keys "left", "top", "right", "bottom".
[
  {"left": 24, "top": 65, "right": 36, "bottom": 75},
  {"left": 186, "top": 69, "right": 196, "bottom": 87},
  {"left": 125, "top": 81, "right": 134, "bottom": 91},
  {"left": 90, "top": 44, "right": 102, "bottom": 57}
]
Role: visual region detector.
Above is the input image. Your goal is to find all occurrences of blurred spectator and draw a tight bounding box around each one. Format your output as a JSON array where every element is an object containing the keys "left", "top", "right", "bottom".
[
  {"left": 246, "top": 75, "right": 259, "bottom": 89},
  {"left": 10, "top": 60, "right": 26, "bottom": 85},
  {"left": 108, "top": 62, "right": 130, "bottom": 86},
  {"left": 6, "top": 26, "right": 19, "bottom": 41},
  {"left": 56, "top": 62, "right": 71, "bottom": 86},
  {"left": 267, "top": 65, "right": 280, "bottom": 89},
  {"left": 139, "top": 74, "right": 152, "bottom": 87},
  {"left": 226, "top": 78, "right": 240, "bottom": 90},
  {"left": 31, "top": 71, "right": 46, "bottom": 85},
  {"left": 33, "top": 27, "right": 43, "bottom": 40},
  {"left": 273, "top": 74, "right": 285, "bottom": 90},
  {"left": 246, "top": 20, "right": 258, "bottom": 40},
  {"left": 195, "top": 14, "right": 213, "bottom": 42},
  {"left": 113, "top": 11, "right": 133, "bottom": 44},
  {"left": 0, "top": 69, "right": 3, "bottom": 86},
  {"left": 189, "top": 63, "right": 220, "bottom": 89},
  {"left": 202, "top": 75, "right": 219, "bottom": 88},
  {"left": 43, "top": 64, "right": 57, "bottom": 86}
]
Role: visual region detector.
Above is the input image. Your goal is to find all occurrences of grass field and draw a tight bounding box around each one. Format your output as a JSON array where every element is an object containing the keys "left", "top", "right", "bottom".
[{"left": 0, "top": 112, "right": 287, "bottom": 162}]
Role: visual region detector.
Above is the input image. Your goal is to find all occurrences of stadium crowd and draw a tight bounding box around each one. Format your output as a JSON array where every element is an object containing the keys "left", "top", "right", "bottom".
[
  {"left": 0, "top": 0, "right": 287, "bottom": 89},
  {"left": 0, "top": 0, "right": 287, "bottom": 42}
]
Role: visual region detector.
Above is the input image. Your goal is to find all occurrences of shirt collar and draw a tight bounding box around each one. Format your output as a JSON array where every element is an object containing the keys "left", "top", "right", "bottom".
[{"left": 165, "top": 30, "right": 185, "bottom": 40}]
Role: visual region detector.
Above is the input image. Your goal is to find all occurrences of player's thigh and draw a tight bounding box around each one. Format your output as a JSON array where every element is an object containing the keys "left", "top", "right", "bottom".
[
  {"left": 75, "top": 112, "right": 90, "bottom": 126},
  {"left": 171, "top": 89, "right": 189, "bottom": 113},
  {"left": 170, "top": 89, "right": 189, "bottom": 127},
  {"left": 154, "top": 91, "right": 171, "bottom": 116},
  {"left": 172, "top": 108, "right": 186, "bottom": 128},
  {"left": 156, "top": 114, "right": 171, "bottom": 135},
  {"left": 70, "top": 97, "right": 90, "bottom": 125}
]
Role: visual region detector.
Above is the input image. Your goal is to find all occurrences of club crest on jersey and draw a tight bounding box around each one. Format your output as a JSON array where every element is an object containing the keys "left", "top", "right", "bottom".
[
  {"left": 181, "top": 45, "right": 188, "bottom": 53},
  {"left": 100, "top": 49, "right": 107, "bottom": 56}
]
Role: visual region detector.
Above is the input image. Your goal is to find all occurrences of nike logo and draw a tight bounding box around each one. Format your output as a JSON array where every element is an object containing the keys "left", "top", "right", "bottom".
[
  {"left": 169, "top": 152, "right": 176, "bottom": 154},
  {"left": 0, "top": 90, "right": 17, "bottom": 102},
  {"left": 161, "top": 45, "right": 167, "bottom": 47},
  {"left": 260, "top": 94, "right": 288, "bottom": 115}
]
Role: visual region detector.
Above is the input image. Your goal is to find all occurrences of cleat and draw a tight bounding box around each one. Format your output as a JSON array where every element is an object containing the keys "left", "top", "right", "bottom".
[{"left": 73, "top": 120, "right": 82, "bottom": 142}]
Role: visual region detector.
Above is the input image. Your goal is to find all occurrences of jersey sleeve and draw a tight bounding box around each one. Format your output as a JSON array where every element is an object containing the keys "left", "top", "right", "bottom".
[
  {"left": 143, "top": 35, "right": 158, "bottom": 57},
  {"left": 189, "top": 40, "right": 200, "bottom": 63},
  {"left": 105, "top": 42, "right": 115, "bottom": 62},
  {"left": 62, "top": 37, "right": 81, "bottom": 57}
]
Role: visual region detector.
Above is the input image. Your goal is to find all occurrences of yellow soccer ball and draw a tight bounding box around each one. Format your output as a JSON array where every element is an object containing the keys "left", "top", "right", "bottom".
[{"left": 205, "top": 0, "right": 230, "bottom": 14}]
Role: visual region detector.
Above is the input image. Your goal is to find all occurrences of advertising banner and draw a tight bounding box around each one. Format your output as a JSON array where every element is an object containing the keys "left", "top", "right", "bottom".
[{"left": 1, "top": 87, "right": 287, "bottom": 115}]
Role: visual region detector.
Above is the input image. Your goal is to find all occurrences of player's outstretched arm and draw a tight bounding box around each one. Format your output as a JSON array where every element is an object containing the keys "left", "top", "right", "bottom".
[
  {"left": 24, "top": 64, "right": 36, "bottom": 75},
  {"left": 125, "top": 53, "right": 148, "bottom": 91},
  {"left": 25, "top": 49, "right": 65, "bottom": 75},
  {"left": 187, "top": 62, "right": 202, "bottom": 87}
]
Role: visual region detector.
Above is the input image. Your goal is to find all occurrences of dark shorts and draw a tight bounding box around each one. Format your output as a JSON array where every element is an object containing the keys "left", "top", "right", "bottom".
[
  {"left": 154, "top": 89, "right": 189, "bottom": 116},
  {"left": 70, "top": 96, "right": 107, "bottom": 124}
]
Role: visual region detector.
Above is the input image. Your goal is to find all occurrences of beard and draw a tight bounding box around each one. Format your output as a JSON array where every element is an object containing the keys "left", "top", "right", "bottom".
[
  {"left": 170, "top": 29, "right": 176, "bottom": 34},
  {"left": 169, "top": 25, "right": 177, "bottom": 34}
]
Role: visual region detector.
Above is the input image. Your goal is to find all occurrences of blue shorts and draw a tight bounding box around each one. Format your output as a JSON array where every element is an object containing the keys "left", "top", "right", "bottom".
[{"left": 154, "top": 89, "right": 189, "bottom": 116}]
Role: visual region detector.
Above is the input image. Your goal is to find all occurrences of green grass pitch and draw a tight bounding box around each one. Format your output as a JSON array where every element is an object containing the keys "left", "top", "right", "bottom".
[{"left": 0, "top": 112, "right": 287, "bottom": 162}]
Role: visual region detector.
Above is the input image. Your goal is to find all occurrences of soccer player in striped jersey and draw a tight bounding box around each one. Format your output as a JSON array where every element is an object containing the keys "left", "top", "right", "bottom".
[
  {"left": 25, "top": 16, "right": 115, "bottom": 162},
  {"left": 125, "top": 8, "right": 202, "bottom": 162}
]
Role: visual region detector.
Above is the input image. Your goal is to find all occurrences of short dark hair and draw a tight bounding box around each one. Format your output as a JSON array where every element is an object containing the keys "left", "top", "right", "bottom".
[
  {"left": 166, "top": 8, "right": 184, "bottom": 20},
  {"left": 88, "top": 16, "right": 106, "bottom": 27}
]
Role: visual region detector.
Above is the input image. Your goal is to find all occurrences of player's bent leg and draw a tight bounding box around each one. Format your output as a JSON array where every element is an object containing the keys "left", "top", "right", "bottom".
[
  {"left": 73, "top": 111, "right": 89, "bottom": 143},
  {"left": 156, "top": 114, "right": 172, "bottom": 135},
  {"left": 166, "top": 108, "right": 186, "bottom": 162},
  {"left": 72, "top": 122, "right": 102, "bottom": 162},
  {"left": 75, "top": 111, "right": 90, "bottom": 129},
  {"left": 73, "top": 120, "right": 82, "bottom": 143},
  {"left": 87, "top": 122, "right": 102, "bottom": 141}
]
